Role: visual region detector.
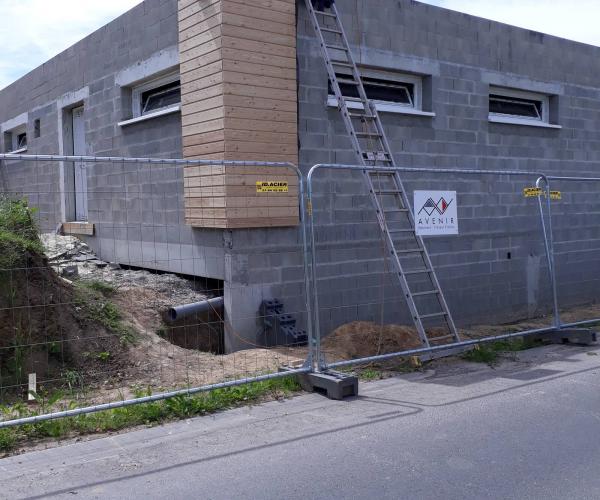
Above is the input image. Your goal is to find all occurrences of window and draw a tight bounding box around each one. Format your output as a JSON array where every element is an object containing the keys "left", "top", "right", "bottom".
[
  {"left": 327, "top": 68, "right": 433, "bottom": 116},
  {"left": 331, "top": 76, "right": 415, "bottom": 107},
  {"left": 140, "top": 80, "right": 181, "bottom": 114},
  {"left": 3, "top": 125, "right": 27, "bottom": 153},
  {"left": 131, "top": 73, "right": 181, "bottom": 118},
  {"left": 16, "top": 132, "right": 27, "bottom": 149},
  {"left": 488, "top": 86, "right": 558, "bottom": 128}
]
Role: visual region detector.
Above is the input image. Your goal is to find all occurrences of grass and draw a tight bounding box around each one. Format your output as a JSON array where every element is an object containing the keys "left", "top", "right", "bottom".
[
  {"left": 75, "top": 280, "right": 136, "bottom": 345},
  {"left": 0, "top": 376, "right": 302, "bottom": 455},
  {"left": 462, "top": 337, "right": 543, "bottom": 364},
  {"left": 0, "top": 197, "right": 42, "bottom": 270},
  {"left": 340, "top": 357, "right": 423, "bottom": 381}
]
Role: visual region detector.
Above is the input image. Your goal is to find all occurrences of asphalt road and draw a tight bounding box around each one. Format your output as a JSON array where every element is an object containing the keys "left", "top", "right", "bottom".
[{"left": 2, "top": 343, "right": 600, "bottom": 499}]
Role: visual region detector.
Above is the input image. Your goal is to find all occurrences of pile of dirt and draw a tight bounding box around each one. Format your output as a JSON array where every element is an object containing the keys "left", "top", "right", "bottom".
[
  {"left": 0, "top": 250, "right": 128, "bottom": 397},
  {"left": 321, "top": 321, "right": 423, "bottom": 360},
  {"left": 0, "top": 200, "right": 131, "bottom": 398}
]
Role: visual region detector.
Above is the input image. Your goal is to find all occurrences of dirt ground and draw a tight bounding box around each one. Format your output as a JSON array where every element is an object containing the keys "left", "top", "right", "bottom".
[
  {"left": 4, "top": 233, "right": 600, "bottom": 406},
  {"left": 104, "top": 295, "right": 600, "bottom": 404}
]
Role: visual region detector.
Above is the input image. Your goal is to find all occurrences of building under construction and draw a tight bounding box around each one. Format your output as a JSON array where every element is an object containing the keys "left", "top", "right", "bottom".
[{"left": 1, "top": 0, "right": 600, "bottom": 351}]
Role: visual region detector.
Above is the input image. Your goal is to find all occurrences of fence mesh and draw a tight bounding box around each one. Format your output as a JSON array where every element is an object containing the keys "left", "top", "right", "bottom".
[
  {"left": 307, "top": 165, "right": 559, "bottom": 368},
  {"left": 0, "top": 156, "right": 310, "bottom": 424},
  {"left": 545, "top": 176, "right": 600, "bottom": 326}
]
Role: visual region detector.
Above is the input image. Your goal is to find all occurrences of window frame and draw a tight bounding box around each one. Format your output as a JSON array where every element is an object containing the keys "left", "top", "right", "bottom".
[
  {"left": 131, "top": 72, "right": 181, "bottom": 118},
  {"left": 488, "top": 86, "right": 551, "bottom": 126},
  {"left": 327, "top": 68, "right": 434, "bottom": 117},
  {"left": 4, "top": 124, "right": 27, "bottom": 154}
]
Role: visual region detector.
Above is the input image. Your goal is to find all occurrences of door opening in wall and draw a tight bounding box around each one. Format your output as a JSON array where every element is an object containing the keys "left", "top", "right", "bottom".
[{"left": 72, "top": 106, "right": 88, "bottom": 221}]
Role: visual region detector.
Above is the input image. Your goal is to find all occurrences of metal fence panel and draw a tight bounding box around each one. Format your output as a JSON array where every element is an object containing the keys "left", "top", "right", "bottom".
[
  {"left": 306, "top": 164, "right": 562, "bottom": 369},
  {"left": 0, "top": 154, "right": 312, "bottom": 428}
]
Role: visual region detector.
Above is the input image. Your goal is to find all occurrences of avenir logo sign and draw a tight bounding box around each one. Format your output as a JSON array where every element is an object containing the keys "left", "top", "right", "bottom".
[{"left": 413, "top": 190, "right": 459, "bottom": 236}]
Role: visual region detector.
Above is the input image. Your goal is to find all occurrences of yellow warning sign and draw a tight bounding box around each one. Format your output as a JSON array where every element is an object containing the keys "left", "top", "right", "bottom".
[
  {"left": 523, "top": 187, "right": 543, "bottom": 197},
  {"left": 256, "top": 181, "right": 289, "bottom": 193},
  {"left": 523, "top": 187, "right": 562, "bottom": 200},
  {"left": 549, "top": 191, "right": 562, "bottom": 200}
]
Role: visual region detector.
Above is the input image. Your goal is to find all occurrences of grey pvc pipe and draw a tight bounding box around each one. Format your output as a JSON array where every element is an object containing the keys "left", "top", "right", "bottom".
[{"left": 167, "top": 296, "right": 224, "bottom": 322}]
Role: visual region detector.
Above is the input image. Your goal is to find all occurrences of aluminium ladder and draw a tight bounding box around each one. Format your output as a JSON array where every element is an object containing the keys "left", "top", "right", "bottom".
[{"left": 305, "top": 0, "right": 460, "bottom": 347}]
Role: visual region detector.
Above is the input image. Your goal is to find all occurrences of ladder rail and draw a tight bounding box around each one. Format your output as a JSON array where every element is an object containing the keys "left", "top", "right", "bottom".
[{"left": 304, "top": 0, "right": 460, "bottom": 345}]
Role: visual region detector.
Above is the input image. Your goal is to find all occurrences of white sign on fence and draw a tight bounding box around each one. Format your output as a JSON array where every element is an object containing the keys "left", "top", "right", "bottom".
[{"left": 414, "top": 190, "right": 458, "bottom": 236}]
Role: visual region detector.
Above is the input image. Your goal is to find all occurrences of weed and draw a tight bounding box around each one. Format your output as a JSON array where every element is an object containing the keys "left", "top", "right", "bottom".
[
  {"left": 96, "top": 352, "right": 110, "bottom": 362},
  {"left": 80, "top": 280, "right": 117, "bottom": 297},
  {"left": 0, "top": 429, "right": 16, "bottom": 453},
  {"left": 0, "top": 197, "right": 42, "bottom": 270},
  {"left": 74, "top": 283, "right": 136, "bottom": 345},
  {"left": 0, "top": 376, "right": 302, "bottom": 455},
  {"left": 463, "top": 337, "right": 542, "bottom": 364},
  {"left": 357, "top": 368, "right": 383, "bottom": 381},
  {"left": 63, "top": 369, "right": 85, "bottom": 398}
]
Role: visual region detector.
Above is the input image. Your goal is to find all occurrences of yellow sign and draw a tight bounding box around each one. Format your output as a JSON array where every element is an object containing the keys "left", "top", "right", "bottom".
[
  {"left": 523, "top": 187, "right": 562, "bottom": 200},
  {"left": 256, "top": 181, "right": 289, "bottom": 193},
  {"left": 523, "top": 187, "right": 543, "bottom": 197}
]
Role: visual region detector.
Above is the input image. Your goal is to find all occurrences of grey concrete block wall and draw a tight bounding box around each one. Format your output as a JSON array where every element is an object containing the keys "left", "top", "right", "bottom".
[
  {"left": 2, "top": 0, "right": 600, "bottom": 351},
  {"left": 296, "top": 0, "right": 600, "bottom": 337},
  {"left": 0, "top": 0, "right": 225, "bottom": 280}
]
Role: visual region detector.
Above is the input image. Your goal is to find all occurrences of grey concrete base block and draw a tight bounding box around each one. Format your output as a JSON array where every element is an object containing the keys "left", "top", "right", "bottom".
[
  {"left": 291, "top": 370, "right": 358, "bottom": 400},
  {"left": 540, "top": 328, "right": 598, "bottom": 346}
]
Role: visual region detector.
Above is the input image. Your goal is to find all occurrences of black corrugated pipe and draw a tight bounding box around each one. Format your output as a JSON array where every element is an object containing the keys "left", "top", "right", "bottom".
[{"left": 167, "top": 296, "right": 224, "bottom": 322}]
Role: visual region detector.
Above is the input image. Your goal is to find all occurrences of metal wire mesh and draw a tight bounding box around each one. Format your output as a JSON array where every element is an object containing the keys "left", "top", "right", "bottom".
[
  {"left": 306, "top": 164, "right": 571, "bottom": 369},
  {"left": 0, "top": 155, "right": 311, "bottom": 426}
]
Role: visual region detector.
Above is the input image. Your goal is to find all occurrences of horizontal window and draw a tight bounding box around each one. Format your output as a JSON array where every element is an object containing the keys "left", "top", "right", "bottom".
[
  {"left": 132, "top": 73, "right": 181, "bottom": 119},
  {"left": 328, "top": 68, "right": 424, "bottom": 112},
  {"left": 488, "top": 86, "right": 553, "bottom": 126},
  {"left": 141, "top": 80, "right": 181, "bottom": 115}
]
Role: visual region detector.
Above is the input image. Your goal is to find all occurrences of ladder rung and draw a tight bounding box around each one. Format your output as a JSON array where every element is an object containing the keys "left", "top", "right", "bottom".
[
  {"left": 420, "top": 312, "right": 448, "bottom": 320},
  {"left": 325, "top": 43, "right": 349, "bottom": 51},
  {"left": 364, "top": 151, "right": 390, "bottom": 156},
  {"left": 404, "top": 268, "right": 432, "bottom": 275},
  {"left": 389, "top": 228, "right": 414, "bottom": 233},
  {"left": 382, "top": 208, "right": 408, "bottom": 213},
  {"left": 412, "top": 290, "right": 439, "bottom": 297},
  {"left": 429, "top": 334, "right": 455, "bottom": 341},
  {"left": 356, "top": 131, "right": 382, "bottom": 138},
  {"left": 374, "top": 189, "right": 401, "bottom": 194},
  {"left": 338, "top": 78, "right": 358, "bottom": 85},
  {"left": 321, "top": 27, "right": 342, "bottom": 34},
  {"left": 315, "top": 10, "right": 337, "bottom": 17},
  {"left": 348, "top": 110, "right": 375, "bottom": 118},
  {"left": 332, "top": 61, "right": 353, "bottom": 68},
  {"left": 395, "top": 248, "right": 423, "bottom": 255}
]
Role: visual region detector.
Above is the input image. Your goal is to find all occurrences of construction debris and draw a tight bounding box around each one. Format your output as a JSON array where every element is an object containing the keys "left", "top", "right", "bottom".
[{"left": 40, "top": 233, "right": 210, "bottom": 306}]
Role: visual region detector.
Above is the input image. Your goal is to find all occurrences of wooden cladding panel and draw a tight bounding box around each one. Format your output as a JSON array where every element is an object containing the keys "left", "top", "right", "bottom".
[{"left": 178, "top": 0, "right": 298, "bottom": 229}]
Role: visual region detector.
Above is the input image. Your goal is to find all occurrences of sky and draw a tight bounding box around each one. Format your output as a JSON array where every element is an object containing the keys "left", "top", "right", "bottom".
[
  {"left": 0, "top": 0, "right": 142, "bottom": 90},
  {"left": 0, "top": 0, "right": 599, "bottom": 90}
]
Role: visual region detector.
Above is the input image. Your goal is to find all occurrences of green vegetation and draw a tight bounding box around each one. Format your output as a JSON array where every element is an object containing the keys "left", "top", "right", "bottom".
[
  {"left": 0, "top": 197, "right": 42, "bottom": 270},
  {"left": 355, "top": 368, "right": 384, "bottom": 381},
  {"left": 463, "top": 337, "right": 542, "bottom": 364},
  {"left": 341, "top": 357, "right": 422, "bottom": 381},
  {"left": 82, "top": 280, "right": 117, "bottom": 297},
  {"left": 0, "top": 376, "right": 301, "bottom": 455},
  {"left": 75, "top": 280, "right": 136, "bottom": 345}
]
